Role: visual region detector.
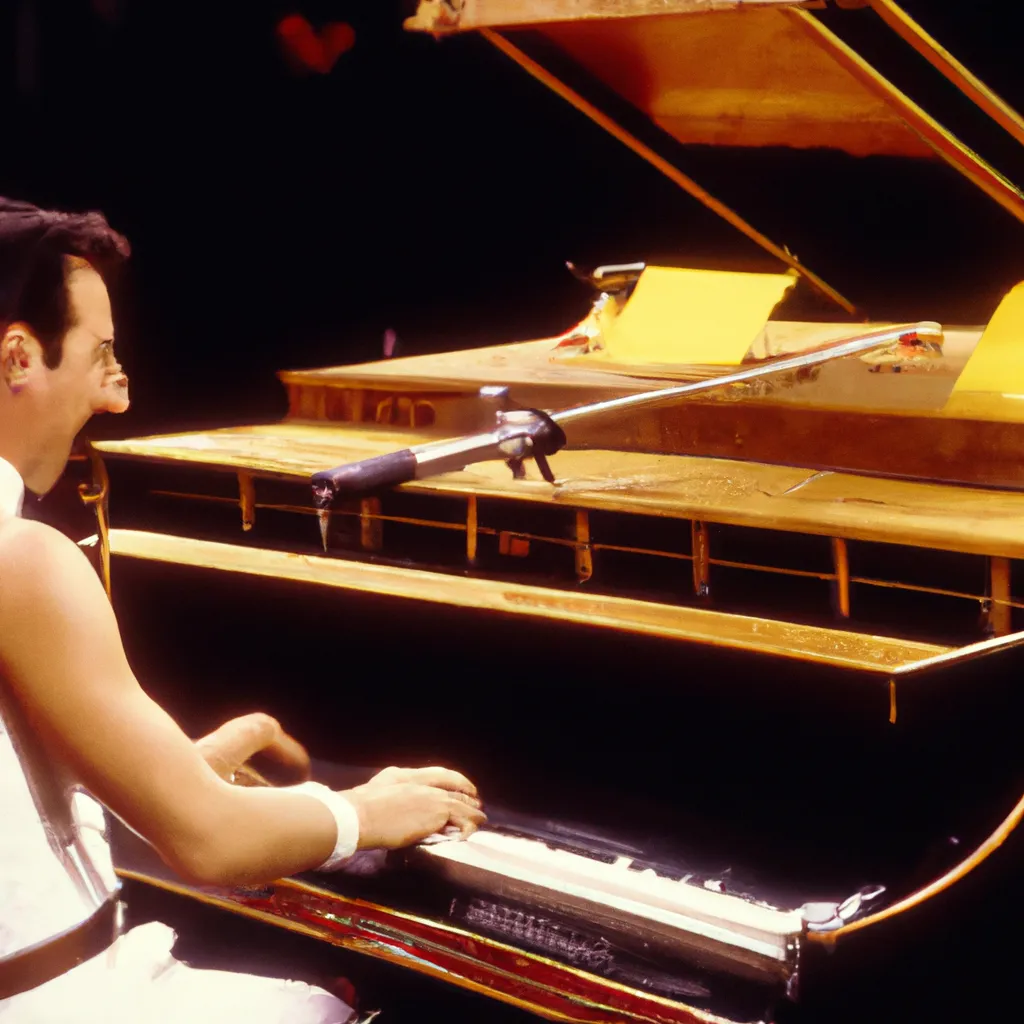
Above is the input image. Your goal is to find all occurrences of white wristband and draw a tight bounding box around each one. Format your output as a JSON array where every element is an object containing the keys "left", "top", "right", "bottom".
[{"left": 289, "top": 781, "right": 361, "bottom": 871}]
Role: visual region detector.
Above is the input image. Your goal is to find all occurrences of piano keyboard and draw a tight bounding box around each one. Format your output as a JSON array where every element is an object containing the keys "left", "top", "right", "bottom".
[{"left": 414, "top": 830, "right": 805, "bottom": 979}]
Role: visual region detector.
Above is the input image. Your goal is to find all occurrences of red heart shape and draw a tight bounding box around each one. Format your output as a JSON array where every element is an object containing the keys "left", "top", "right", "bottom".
[
  {"left": 320, "top": 22, "right": 356, "bottom": 66},
  {"left": 276, "top": 15, "right": 355, "bottom": 75}
]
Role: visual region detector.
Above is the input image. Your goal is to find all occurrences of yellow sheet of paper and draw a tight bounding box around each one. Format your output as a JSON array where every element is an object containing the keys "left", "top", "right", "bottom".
[
  {"left": 596, "top": 266, "right": 796, "bottom": 367},
  {"left": 952, "top": 280, "right": 1024, "bottom": 394}
]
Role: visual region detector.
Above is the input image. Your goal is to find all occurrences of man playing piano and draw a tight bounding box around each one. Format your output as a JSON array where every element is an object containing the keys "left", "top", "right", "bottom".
[{"left": 0, "top": 196, "right": 485, "bottom": 1021}]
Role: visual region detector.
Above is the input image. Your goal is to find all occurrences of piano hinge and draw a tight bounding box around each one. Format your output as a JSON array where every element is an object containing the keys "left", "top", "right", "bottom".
[{"left": 575, "top": 509, "right": 593, "bottom": 582}]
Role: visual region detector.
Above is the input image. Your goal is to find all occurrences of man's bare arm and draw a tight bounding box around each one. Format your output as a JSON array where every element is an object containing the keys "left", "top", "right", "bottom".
[{"left": 0, "top": 520, "right": 483, "bottom": 885}]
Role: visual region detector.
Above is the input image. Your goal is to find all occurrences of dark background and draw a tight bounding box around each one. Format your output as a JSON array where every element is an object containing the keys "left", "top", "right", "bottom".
[
  {"left": 2, "top": 1, "right": 1024, "bottom": 442},
  {"left": 5, "top": 7, "right": 1024, "bottom": 1018}
]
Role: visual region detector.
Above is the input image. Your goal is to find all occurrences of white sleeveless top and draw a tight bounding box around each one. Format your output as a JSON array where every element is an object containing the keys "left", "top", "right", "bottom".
[
  {"left": 0, "top": 456, "right": 120, "bottom": 960},
  {"left": 0, "top": 458, "right": 351, "bottom": 1022}
]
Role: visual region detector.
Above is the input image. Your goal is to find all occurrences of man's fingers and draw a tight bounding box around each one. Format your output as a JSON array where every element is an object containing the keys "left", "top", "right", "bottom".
[
  {"left": 373, "top": 766, "right": 479, "bottom": 798},
  {"left": 409, "top": 766, "right": 478, "bottom": 797},
  {"left": 446, "top": 795, "right": 487, "bottom": 838}
]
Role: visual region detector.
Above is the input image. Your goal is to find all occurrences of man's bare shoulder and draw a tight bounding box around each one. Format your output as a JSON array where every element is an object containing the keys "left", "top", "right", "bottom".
[
  {"left": 0, "top": 517, "right": 99, "bottom": 611},
  {"left": 0, "top": 514, "right": 83, "bottom": 561}
]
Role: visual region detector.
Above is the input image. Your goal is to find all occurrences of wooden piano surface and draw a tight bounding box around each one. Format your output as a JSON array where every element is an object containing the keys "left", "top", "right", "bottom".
[
  {"left": 95, "top": 421, "right": 1024, "bottom": 559},
  {"left": 108, "top": 528, "right": 943, "bottom": 673},
  {"left": 278, "top": 323, "right": 981, "bottom": 393}
]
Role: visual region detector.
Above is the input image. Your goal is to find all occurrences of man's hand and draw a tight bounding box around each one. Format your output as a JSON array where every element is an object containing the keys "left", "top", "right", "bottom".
[
  {"left": 345, "top": 781, "right": 486, "bottom": 848},
  {"left": 195, "top": 713, "right": 311, "bottom": 785},
  {"left": 367, "top": 765, "right": 478, "bottom": 800}
]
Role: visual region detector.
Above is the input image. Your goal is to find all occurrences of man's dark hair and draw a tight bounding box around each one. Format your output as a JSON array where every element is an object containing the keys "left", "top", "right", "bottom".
[{"left": 0, "top": 197, "right": 130, "bottom": 369}]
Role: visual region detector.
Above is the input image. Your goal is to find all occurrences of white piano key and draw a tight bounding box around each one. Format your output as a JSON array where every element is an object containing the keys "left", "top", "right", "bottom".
[{"left": 417, "top": 830, "right": 804, "bottom": 965}]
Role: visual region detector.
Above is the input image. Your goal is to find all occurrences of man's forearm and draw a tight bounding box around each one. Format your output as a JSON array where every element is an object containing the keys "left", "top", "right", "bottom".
[
  {"left": 174, "top": 773, "right": 485, "bottom": 885},
  {"left": 167, "top": 781, "right": 342, "bottom": 886}
]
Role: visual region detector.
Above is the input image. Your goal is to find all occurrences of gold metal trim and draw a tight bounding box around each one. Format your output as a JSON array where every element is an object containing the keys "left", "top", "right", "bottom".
[
  {"left": 868, "top": 0, "right": 1024, "bottom": 149},
  {"left": 893, "top": 628, "right": 1024, "bottom": 677},
  {"left": 406, "top": 0, "right": 804, "bottom": 33},
  {"left": 810, "top": 783, "right": 1024, "bottom": 943},
  {"left": 107, "top": 529, "right": 947, "bottom": 672},
  {"left": 786, "top": 8, "right": 1024, "bottom": 226},
  {"left": 116, "top": 867, "right": 724, "bottom": 1024},
  {"left": 77, "top": 448, "right": 112, "bottom": 599}
]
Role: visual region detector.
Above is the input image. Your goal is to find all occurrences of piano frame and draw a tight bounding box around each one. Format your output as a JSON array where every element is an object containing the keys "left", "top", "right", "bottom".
[{"left": 82, "top": 2, "right": 1024, "bottom": 1021}]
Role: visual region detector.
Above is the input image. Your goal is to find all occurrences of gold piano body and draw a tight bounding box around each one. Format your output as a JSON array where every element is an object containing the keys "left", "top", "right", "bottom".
[{"left": 91, "top": 3, "right": 1024, "bottom": 1022}]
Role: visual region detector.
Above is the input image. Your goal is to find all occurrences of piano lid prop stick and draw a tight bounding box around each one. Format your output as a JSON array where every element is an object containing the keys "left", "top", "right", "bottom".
[{"left": 310, "top": 322, "right": 943, "bottom": 513}]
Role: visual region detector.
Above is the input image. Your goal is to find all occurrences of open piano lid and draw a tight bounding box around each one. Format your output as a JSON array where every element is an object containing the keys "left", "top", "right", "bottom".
[
  {"left": 404, "top": 0, "right": 1024, "bottom": 245},
  {"left": 406, "top": 0, "right": 937, "bottom": 159}
]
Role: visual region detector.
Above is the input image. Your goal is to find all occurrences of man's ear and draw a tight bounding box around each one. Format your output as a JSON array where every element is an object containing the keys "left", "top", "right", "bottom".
[{"left": 0, "top": 323, "right": 44, "bottom": 394}]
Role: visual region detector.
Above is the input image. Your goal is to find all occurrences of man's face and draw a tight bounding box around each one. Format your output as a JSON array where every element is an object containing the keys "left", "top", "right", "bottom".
[
  {"left": 53, "top": 262, "right": 129, "bottom": 420},
  {"left": 14, "top": 263, "right": 129, "bottom": 492}
]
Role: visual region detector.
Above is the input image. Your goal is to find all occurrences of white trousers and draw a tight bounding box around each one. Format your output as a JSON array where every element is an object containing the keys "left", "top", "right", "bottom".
[{"left": 0, "top": 921, "right": 353, "bottom": 1024}]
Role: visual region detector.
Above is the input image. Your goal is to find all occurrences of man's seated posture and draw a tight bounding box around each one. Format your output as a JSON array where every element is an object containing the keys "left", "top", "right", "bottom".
[{"left": 0, "top": 197, "right": 485, "bottom": 1022}]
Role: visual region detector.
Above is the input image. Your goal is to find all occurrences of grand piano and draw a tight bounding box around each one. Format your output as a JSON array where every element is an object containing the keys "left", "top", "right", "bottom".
[{"left": 72, "top": 2, "right": 1024, "bottom": 1022}]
